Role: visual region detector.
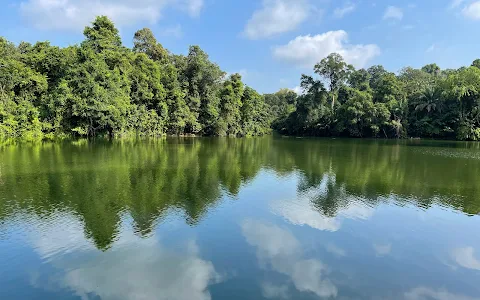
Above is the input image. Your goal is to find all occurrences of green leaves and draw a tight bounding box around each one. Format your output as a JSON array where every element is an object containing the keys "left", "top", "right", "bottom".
[
  {"left": 273, "top": 53, "right": 480, "bottom": 140},
  {"left": 0, "top": 16, "right": 271, "bottom": 140}
]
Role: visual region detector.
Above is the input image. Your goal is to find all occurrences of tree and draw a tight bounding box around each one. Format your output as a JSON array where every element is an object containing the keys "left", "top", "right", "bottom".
[
  {"left": 472, "top": 59, "right": 480, "bottom": 69},
  {"left": 421, "top": 63, "right": 441, "bottom": 76},
  {"left": 133, "top": 28, "right": 168, "bottom": 62},
  {"left": 83, "top": 16, "right": 122, "bottom": 53},
  {"left": 218, "top": 73, "right": 244, "bottom": 136},
  {"left": 314, "top": 53, "right": 353, "bottom": 110}
]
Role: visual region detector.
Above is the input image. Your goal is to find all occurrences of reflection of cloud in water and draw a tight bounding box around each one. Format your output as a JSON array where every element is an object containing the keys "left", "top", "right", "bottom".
[
  {"left": 271, "top": 198, "right": 341, "bottom": 231},
  {"left": 326, "top": 243, "right": 346, "bottom": 257},
  {"left": 405, "top": 287, "right": 480, "bottom": 300},
  {"left": 28, "top": 213, "right": 95, "bottom": 261},
  {"left": 242, "top": 219, "right": 337, "bottom": 298},
  {"left": 29, "top": 215, "right": 220, "bottom": 300},
  {"left": 451, "top": 247, "right": 480, "bottom": 270},
  {"left": 271, "top": 174, "right": 374, "bottom": 232},
  {"left": 261, "top": 282, "right": 289, "bottom": 299},
  {"left": 373, "top": 243, "right": 392, "bottom": 256}
]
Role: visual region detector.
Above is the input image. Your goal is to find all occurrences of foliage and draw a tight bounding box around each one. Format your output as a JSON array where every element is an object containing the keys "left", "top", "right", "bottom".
[
  {"left": 0, "top": 16, "right": 270, "bottom": 139},
  {"left": 274, "top": 53, "right": 480, "bottom": 140}
]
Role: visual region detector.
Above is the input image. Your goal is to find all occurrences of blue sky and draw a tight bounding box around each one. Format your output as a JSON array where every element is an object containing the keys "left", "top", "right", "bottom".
[{"left": 1, "top": 0, "right": 480, "bottom": 93}]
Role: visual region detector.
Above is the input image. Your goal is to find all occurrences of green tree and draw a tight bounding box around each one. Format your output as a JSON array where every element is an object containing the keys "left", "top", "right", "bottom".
[{"left": 314, "top": 53, "right": 353, "bottom": 109}]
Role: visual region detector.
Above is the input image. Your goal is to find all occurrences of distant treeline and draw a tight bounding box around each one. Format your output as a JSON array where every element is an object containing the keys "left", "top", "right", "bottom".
[
  {"left": 1, "top": 16, "right": 480, "bottom": 140},
  {"left": 268, "top": 54, "right": 480, "bottom": 141}
]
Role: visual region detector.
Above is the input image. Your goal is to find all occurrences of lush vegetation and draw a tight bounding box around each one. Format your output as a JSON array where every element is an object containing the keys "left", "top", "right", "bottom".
[
  {"left": 271, "top": 53, "right": 480, "bottom": 141},
  {"left": 0, "top": 16, "right": 270, "bottom": 140},
  {"left": 2, "top": 16, "right": 480, "bottom": 140}
]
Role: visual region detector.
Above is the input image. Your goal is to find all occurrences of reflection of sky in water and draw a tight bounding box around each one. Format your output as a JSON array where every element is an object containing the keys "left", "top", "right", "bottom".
[
  {"left": 1, "top": 139, "right": 480, "bottom": 299},
  {"left": 242, "top": 219, "right": 337, "bottom": 298},
  {"left": 27, "top": 216, "right": 221, "bottom": 300}
]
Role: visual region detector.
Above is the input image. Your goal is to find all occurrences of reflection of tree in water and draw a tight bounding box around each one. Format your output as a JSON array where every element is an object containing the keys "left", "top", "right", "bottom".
[
  {"left": 1, "top": 137, "right": 480, "bottom": 250},
  {"left": 269, "top": 138, "right": 480, "bottom": 216},
  {"left": 299, "top": 173, "right": 350, "bottom": 219},
  {"left": 0, "top": 138, "right": 272, "bottom": 250}
]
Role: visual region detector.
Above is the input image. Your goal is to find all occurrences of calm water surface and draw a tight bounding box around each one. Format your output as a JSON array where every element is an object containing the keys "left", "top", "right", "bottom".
[{"left": 1, "top": 137, "right": 480, "bottom": 300}]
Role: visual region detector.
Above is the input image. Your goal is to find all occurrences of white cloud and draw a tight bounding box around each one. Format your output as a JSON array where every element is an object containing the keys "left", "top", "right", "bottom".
[
  {"left": 383, "top": 6, "right": 403, "bottom": 21},
  {"left": 292, "top": 86, "right": 304, "bottom": 95},
  {"left": 450, "top": 0, "right": 466, "bottom": 9},
  {"left": 261, "top": 282, "right": 289, "bottom": 299},
  {"left": 273, "top": 30, "right": 380, "bottom": 69},
  {"left": 462, "top": 1, "right": 480, "bottom": 20},
  {"left": 242, "top": 220, "right": 338, "bottom": 298},
  {"left": 334, "top": 2, "right": 356, "bottom": 18},
  {"left": 243, "top": 0, "right": 311, "bottom": 39},
  {"left": 426, "top": 44, "right": 436, "bottom": 53},
  {"left": 20, "top": 0, "right": 203, "bottom": 30},
  {"left": 452, "top": 247, "right": 480, "bottom": 270},
  {"left": 405, "top": 287, "right": 480, "bottom": 300},
  {"left": 183, "top": 0, "right": 204, "bottom": 17},
  {"left": 373, "top": 243, "right": 392, "bottom": 256},
  {"left": 160, "top": 24, "right": 184, "bottom": 38},
  {"left": 403, "top": 24, "right": 415, "bottom": 30},
  {"left": 225, "top": 69, "right": 248, "bottom": 80}
]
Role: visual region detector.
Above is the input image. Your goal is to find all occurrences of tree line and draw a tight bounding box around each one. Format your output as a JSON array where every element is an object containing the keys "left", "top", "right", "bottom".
[
  {"left": 268, "top": 53, "right": 480, "bottom": 140},
  {"left": 0, "top": 16, "right": 270, "bottom": 140},
  {"left": 1, "top": 16, "right": 480, "bottom": 140}
]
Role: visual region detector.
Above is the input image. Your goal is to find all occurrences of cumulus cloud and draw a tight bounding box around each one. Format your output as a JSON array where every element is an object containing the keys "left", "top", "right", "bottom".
[
  {"left": 451, "top": 247, "right": 480, "bottom": 270},
  {"left": 272, "top": 30, "right": 380, "bottom": 69},
  {"left": 334, "top": 2, "right": 356, "bottom": 18},
  {"left": 462, "top": 1, "right": 480, "bottom": 20},
  {"left": 383, "top": 6, "right": 403, "bottom": 21},
  {"left": 242, "top": 220, "right": 338, "bottom": 298},
  {"left": 405, "top": 287, "right": 480, "bottom": 300},
  {"left": 20, "top": 0, "right": 203, "bottom": 30},
  {"left": 243, "top": 0, "right": 311, "bottom": 39}
]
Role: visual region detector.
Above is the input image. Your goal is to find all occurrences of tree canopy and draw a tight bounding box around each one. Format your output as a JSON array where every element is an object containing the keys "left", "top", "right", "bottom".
[
  {"left": 0, "top": 16, "right": 270, "bottom": 140},
  {"left": 274, "top": 53, "right": 480, "bottom": 141}
]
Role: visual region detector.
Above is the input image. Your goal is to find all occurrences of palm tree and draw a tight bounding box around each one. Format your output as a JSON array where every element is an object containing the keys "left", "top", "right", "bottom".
[{"left": 415, "top": 86, "right": 442, "bottom": 113}]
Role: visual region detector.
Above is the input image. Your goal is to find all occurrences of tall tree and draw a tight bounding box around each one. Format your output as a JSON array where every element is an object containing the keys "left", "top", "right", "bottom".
[{"left": 314, "top": 53, "right": 353, "bottom": 110}]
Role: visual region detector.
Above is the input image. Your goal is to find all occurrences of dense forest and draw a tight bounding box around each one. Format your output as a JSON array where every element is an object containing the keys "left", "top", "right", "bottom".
[
  {"left": 269, "top": 54, "right": 480, "bottom": 141},
  {"left": 0, "top": 16, "right": 270, "bottom": 140},
  {"left": 1, "top": 16, "right": 480, "bottom": 140}
]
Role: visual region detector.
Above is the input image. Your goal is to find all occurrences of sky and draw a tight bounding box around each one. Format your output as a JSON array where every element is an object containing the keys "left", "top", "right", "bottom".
[{"left": 1, "top": 0, "right": 480, "bottom": 93}]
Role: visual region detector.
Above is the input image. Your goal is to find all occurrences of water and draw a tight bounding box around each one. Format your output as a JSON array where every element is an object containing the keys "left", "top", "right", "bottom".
[{"left": 1, "top": 137, "right": 480, "bottom": 300}]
